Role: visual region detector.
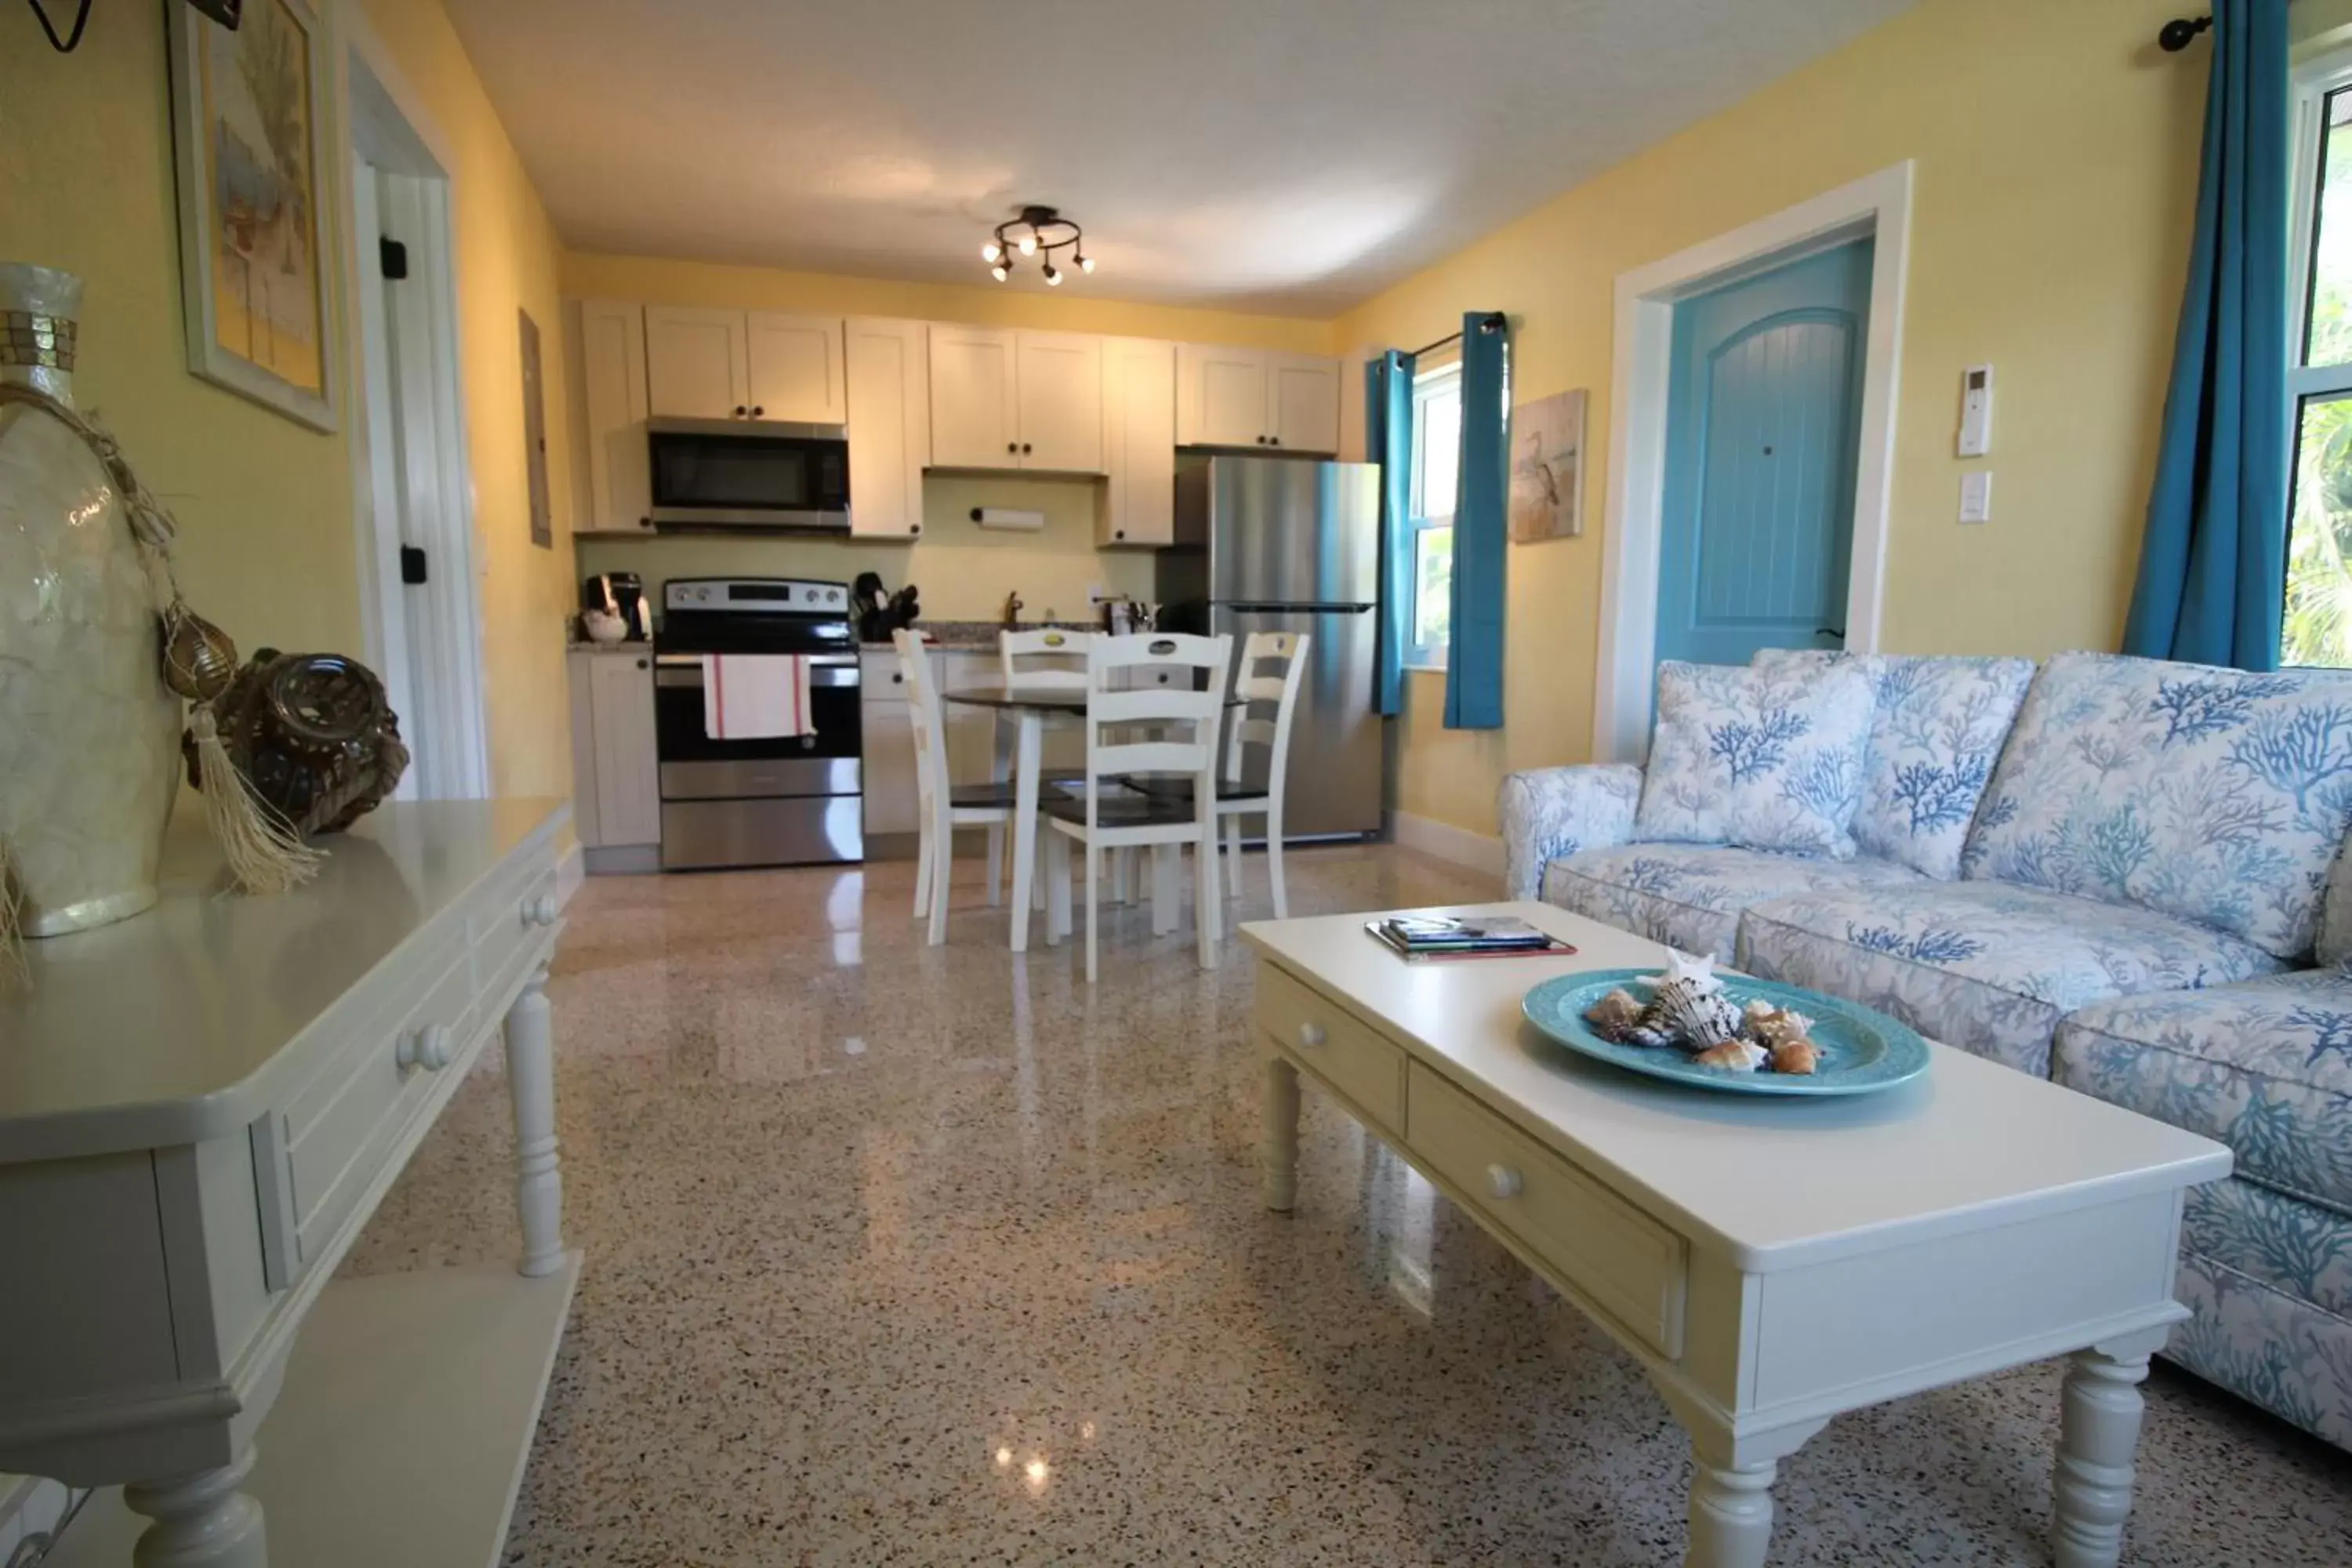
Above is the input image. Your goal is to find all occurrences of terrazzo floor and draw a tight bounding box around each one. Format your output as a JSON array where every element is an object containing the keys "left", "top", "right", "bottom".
[{"left": 344, "top": 844, "right": 2352, "bottom": 1566}]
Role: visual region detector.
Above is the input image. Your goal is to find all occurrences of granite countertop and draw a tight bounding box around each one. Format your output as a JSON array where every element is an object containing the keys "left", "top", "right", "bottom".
[{"left": 858, "top": 619, "right": 1098, "bottom": 651}]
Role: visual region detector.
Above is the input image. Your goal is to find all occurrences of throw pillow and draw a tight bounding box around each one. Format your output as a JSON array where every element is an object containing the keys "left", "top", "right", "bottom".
[
  {"left": 1964, "top": 651, "right": 2352, "bottom": 958},
  {"left": 1754, "top": 649, "right": 2035, "bottom": 880},
  {"left": 1634, "top": 659, "right": 1875, "bottom": 858}
]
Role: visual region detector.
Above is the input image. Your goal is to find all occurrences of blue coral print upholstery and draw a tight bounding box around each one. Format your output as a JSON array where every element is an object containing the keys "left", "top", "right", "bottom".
[
  {"left": 1753, "top": 649, "right": 2034, "bottom": 880},
  {"left": 2174, "top": 1241, "right": 2352, "bottom": 1450},
  {"left": 1633, "top": 660, "right": 1875, "bottom": 858},
  {"left": 1737, "top": 880, "right": 2285, "bottom": 1076},
  {"left": 1962, "top": 652, "right": 2352, "bottom": 958},
  {"left": 1541, "top": 845, "right": 1926, "bottom": 964},
  {"left": 2054, "top": 971, "right": 2352, "bottom": 1216},
  {"left": 1497, "top": 764, "right": 1642, "bottom": 900},
  {"left": 2315, "top": 843, "right": 2352, "bottom": 969}
]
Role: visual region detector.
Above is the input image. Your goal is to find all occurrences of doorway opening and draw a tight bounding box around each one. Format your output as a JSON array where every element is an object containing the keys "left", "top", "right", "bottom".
[
  {"left": 1593, "top": 162, "right": 1914, "bottom": 761},
  {"left": 343, "top": 49, "right": 488, "bottom": 800}
]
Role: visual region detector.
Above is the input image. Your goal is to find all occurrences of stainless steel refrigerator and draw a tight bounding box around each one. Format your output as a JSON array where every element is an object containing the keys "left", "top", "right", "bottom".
[{"left": 1156, "top": 456, "right": 1385, "bottom": 840}]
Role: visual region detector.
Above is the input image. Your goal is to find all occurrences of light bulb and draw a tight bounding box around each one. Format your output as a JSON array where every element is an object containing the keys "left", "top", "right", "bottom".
[
  {"left": 982, "top": 241, "right": 1001, "bottom": 263},
  {"left": 1043, "top": 263, "right": 1062, "bottom": 285},
  {"left": 1018, "top": 233, "right": 1037, "bottom": 256},
  {"left": 991, "top": 262, "right": 1009, "bottom": 282},
  {"left": 1077, "top": 253, "right": 1094, "bottom": 274}
]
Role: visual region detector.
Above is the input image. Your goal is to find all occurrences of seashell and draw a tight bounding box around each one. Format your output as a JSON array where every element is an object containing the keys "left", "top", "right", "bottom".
[
  {"left": 160, "top": 604, "right": 238, "bottom": 702},
  {"left": 1639, "top": 976, "right": 1744, "bottom": 1051},
  {"left": 1746, "top": 1006, "right": 1817, "bottom": 1050},
  {"left": 1582, "top": 987, "right": 1646, "bottom": 1041},
  {"left": 1661, "top": 949, "right": 1721, "bottom": 995},
  {"left": 1769, "top": 1037, "right": 1822, "bottom": 1076},
  {"left": 1693, "top": 1038, "right": 1766, "bottom": 1071}
]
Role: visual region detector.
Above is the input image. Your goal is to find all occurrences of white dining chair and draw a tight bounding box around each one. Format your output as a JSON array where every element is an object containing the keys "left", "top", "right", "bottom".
[
  {"left": 1038, "top": 632, "right": 1233, "bottom": 983},
  {"left": 896, "top": 630, "right": 1026, "bottom": 946},
  {"left": 1123, "top": 630, "right": 1311, "bottom": 918},
  {"left": 999, "top": 626, "right": 1091, "bottom": 689}
]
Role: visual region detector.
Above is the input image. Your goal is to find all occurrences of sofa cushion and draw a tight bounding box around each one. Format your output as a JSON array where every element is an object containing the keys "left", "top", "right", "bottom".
[
  {"left": 1962, "top": 651, "right": 2352, "bottom": 958},
  {"left": 1737, "top": 880, "right": 2286, "bottom": 1076},
  {"left": 1541, "top": 844, "right": 1926, "bottom": 964},
  {"left": 1754, "top": 649, "right": 2034, "bottom": 880},
  {"left": 1633, "top": 659, "right": 1875, "bottom": 858},
  {"left": 2053, "top": 971, "right": 2352, "bottom": 1218}
]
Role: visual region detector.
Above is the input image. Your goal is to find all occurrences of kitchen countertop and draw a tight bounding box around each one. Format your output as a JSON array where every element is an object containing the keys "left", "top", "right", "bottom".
[{"left": 858, "top": 620, "right": 1099, "bottom": 651}]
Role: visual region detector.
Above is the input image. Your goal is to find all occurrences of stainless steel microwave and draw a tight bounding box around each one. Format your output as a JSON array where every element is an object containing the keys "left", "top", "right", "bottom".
[{"left": 645, "top": 417, "right": 851, "bottom": 531}]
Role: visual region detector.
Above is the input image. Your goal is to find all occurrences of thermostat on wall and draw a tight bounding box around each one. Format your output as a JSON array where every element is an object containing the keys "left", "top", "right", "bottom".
[{"left": 1958, "top": 364, "right": 1994, "bottom": 457}]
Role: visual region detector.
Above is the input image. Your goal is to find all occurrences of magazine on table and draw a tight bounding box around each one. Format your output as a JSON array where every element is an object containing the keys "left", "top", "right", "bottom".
[{"left": 1367, "top": 914, "right": 1577, "bottom": 963}]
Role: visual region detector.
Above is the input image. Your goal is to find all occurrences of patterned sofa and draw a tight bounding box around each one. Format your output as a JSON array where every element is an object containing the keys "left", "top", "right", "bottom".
[{"left": 1498, "top": 650, "right": 2352, "bottom": 1450}]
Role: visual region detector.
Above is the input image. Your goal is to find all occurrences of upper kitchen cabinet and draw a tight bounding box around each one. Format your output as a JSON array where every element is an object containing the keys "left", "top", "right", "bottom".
[
  {"left": 929, "top": 326, "right": 1103, "bottom": 473},
  {"left": 645, "top": 307, "right": 844, "bottom": 423},
  {"left": 1099, "top": 337, "right": 1175, "bottom": 547},
  {"left": 844, "top": 318, "right": 930, "bottom": 538},
  {"left": 567, "top": 298, "right": 653, "bottom": 534},
  {"left": 1175, "top": 344, "right": 1341, "bottom": 453}
]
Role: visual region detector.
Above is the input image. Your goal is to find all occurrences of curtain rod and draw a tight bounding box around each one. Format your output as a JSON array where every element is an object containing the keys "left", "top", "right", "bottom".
[
  {"left": 1409, "top": 312, "right": 1507, "bottom": 359},
  {"left": 2158, "top": 14, "right": 2212, "bottom": 50}
]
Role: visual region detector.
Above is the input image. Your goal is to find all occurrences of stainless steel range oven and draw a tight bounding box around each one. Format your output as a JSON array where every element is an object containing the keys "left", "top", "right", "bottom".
[{"left": 652, "top": 577, "right": 862, "bottom": 869}]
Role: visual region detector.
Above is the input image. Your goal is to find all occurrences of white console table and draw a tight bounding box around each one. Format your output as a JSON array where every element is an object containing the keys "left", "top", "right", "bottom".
[{"left": 0, "top": 800, "right": 579, "bottom": 1568}]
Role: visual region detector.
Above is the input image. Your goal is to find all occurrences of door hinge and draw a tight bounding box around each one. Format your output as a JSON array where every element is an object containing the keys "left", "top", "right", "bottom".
[
  {"left": 400, "top": 545, "right": 428, "bottom": 585},
  {"left": 379, "top": 237, "right": 410, "bottom": 281}
]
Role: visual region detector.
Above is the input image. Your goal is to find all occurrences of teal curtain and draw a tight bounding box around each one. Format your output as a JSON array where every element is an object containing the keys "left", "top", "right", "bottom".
[
  {"left": 1446, "top": 313, "right": 1510, "bottom": 729},
  {"left": 2122, "top": 0, "right": 2290, "bottom": 670},
  {"left": 1367, "top": 350, "right": 1415, "bottom": 716}
]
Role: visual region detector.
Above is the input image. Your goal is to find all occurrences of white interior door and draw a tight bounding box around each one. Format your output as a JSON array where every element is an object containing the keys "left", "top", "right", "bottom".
[{"left": 352, "top": 157, "right": 419, "bottom": 800}]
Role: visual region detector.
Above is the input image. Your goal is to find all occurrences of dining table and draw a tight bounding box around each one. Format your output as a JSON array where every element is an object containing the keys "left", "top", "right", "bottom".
[{"left": 942, "top": 682, "right": 1246, "bottom": 952}]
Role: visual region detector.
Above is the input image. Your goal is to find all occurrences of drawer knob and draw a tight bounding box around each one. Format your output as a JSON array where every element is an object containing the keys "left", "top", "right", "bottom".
[
  {"left": 523, "top": 894, "right": 559, "bottom": 928},
  {"left": 397, "top": 1024, "right": 456, "bottom": 1073},
  {"left": 1486, "top": 1163, "right": 1523, "bottom": 1200},
  {"left": 1296, "top": 1022, "right": 1326, "bottom": 1049}
]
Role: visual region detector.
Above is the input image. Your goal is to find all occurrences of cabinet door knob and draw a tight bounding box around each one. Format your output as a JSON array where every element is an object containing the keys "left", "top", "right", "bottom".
[
  {"left": 397, "top": 1024, "right": 456, "bottom": 1073},
  {"left": 636, "top": 658, "right": 649, "bottom": 670},
  {"left": 910, "top": 523, "right": 921, "bottom": 535},
  {"left": 639, "top": 516, "right": 652, "bottom": 529},
  {"left": 1297, "top": 1022, "right": 1326, "bottom": 1048},
  {"left": 1022, "top": 442, "right": 1033, "bottom": 454},
  {"left": 751, "top": 405, "right": 765, "bottom": 417},
  {"left": 1007, "top": 442, "right": 1018, "bottom": 454},
  {"left": 1269, "top": 437, "right": 1281, "bottom": 447},
  {"left": 1486, "top": 1164, "right": 1523, "bottom": 1200},
  {"left": 1114, "top": 529, "right": 1125, "bottom": 540},
  {"left": 733, "top": 405, "right": 747, "bottom": 417},
  {"left": 1255, "top": 434, "right": 1267, "bottom": 445},
  {"left": 523, "top": 893, "right": 560, "bottom": 928}
]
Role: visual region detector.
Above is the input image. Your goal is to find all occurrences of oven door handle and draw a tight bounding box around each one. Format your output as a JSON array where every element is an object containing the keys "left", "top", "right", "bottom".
[{"left": 655, "top": 654, "right": 859, "bottom": 689}]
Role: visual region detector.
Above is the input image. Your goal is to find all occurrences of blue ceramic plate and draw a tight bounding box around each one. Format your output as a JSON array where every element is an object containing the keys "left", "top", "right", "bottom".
[{"left": 1521, "top": 968, "right": 1931, "bottom": 1098}]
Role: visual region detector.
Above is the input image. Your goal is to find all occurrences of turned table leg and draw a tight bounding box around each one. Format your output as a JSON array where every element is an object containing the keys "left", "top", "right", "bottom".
[
  {"left": 1261, "top": 1052, "right": 1301, "bottom": 1212},
  {"left": 1674, "top": 1412, "right": 1823, "bottom": 1568},
  {"left": 124, "top": 1444, "right": 267, "bottom": 1568},
  {"left": 2053, "top": 1330, "right": 2164, "bottom": 1568},
  {"left": 503, "top": 961, "right": 566, "bottom": 1279}
]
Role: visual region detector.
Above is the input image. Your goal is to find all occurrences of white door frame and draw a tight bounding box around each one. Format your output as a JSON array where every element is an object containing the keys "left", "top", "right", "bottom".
[
  {"left": 338, "top": 5, "right": 492, "bottom": 800},
  {"left": 1592, "top": 160, "right": 1915, "bottom": 762}
]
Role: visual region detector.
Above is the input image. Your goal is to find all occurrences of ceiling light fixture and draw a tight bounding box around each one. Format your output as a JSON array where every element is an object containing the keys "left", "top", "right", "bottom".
[{"left": 984, "top": 205, "right": 1094, "bottom": 285}]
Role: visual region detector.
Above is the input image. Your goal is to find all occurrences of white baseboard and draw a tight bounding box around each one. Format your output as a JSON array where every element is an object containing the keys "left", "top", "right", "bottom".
[
  {"left": 1392, "top": 811, "right": 1506, "bottom": 880},
  {"left": 556, "top": 840, "right": 586, "bottom": 909}
]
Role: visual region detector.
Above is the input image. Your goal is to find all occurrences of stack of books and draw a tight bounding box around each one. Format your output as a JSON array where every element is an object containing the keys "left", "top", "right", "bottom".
[{"left": 1367, "top": 914, "right": 1575, "bottom": 962}]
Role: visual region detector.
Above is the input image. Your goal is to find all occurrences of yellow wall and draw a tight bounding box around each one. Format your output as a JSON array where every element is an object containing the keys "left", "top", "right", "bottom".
[
  {"left": 563, "top": 252, "right": 1334, "bottom": 355},
  {"left": 1334, "top": 0, "right": 2225, "bottom": 837},
  {"left": 1, "top": 0, "right": 578, "bottom": 807}
]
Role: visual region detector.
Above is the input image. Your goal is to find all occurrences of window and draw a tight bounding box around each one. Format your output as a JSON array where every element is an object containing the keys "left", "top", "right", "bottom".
[
  {"left": 2286, "top": 64, "right": 2352, "bottom": 666},
  {"left": 1406, "top": 363, "right": 1461, "bottom": 668}
]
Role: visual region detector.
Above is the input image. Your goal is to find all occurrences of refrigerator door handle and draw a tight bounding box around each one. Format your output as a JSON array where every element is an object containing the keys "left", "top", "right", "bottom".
[{"left": 1220, "top": 601, "right": 1376, "bottom": 615}]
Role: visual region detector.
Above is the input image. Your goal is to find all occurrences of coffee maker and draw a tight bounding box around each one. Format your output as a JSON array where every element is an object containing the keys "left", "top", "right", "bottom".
[{"left": 581, "top": 572, "right": 651, "bottom": 641}]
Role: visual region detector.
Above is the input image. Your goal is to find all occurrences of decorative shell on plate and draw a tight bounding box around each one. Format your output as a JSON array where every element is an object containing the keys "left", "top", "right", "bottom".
[
  {"left": 1582, "top": 988, "right": 1646, "bottom": 1042},
  {"left": 1693, "top": 1038, "right": 1767, "bottom": 1072},
  {"left": 1635, "top": 977, "right": 1744, "bottom": 1051}
]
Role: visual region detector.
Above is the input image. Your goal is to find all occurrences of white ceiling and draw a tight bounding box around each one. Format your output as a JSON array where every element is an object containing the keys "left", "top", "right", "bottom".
[{"left": 441, "top": 0, "right": 1918, "bottom": 318}]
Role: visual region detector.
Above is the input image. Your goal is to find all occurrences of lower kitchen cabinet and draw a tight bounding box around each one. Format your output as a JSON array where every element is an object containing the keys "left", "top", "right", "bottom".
[
  {"left": 860, "top": 647, "right": 1013, "bottom": 850},
  {"left": 568, "top": 647, "right": 661, "bottom": 869}
]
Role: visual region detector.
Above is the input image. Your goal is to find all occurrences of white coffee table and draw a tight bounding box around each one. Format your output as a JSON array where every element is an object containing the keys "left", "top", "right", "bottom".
[{"left": 1241, "top": 902, "right": 2232, "bottom": 1568}]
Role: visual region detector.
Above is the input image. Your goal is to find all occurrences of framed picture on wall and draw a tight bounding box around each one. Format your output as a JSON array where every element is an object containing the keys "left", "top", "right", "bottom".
[
  {"left": 166, "top": 0, "right": 338, "bottom": 431},
  {"left": 1509, "top": 387, "right": 1586, "bottom": 543}
]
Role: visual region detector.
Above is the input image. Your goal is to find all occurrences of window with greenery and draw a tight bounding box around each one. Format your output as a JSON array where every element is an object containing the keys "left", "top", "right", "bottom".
[
  {"left": 1407, "top": 364, "right": 1461, "bottom": 668},
  {"left": 2286, "top": 69, "right": 2352, "bottom": 666}
]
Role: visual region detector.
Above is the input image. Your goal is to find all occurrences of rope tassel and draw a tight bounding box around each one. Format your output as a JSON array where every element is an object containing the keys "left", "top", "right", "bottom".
[{"left": 187, "top": 706, "right": 320, "bottom": 895}]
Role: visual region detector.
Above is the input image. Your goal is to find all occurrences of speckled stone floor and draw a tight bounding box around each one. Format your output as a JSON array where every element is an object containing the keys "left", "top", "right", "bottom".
[{"left": 345, "top": 844, "right": 2351, "bottom": 1566}]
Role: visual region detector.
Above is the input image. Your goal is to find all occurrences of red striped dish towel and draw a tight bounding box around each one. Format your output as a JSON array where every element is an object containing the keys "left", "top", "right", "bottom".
[{"left": 700, "top": 655, "right": 813, "bottom": 739}]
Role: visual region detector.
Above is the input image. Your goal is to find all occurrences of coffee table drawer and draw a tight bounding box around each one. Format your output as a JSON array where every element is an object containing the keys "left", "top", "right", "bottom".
[
  {"left": 1258, "top": 965, "right": 1404, "bottom": 1131},
  {"left": 1406, "top": 1062, "right": 1686, "bottom": 1357}
]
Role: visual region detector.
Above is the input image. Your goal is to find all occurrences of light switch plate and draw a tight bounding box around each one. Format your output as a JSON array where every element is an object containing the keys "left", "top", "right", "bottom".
[{"left": 1959, "top": 470, "right": 1992, "bottom": 524}]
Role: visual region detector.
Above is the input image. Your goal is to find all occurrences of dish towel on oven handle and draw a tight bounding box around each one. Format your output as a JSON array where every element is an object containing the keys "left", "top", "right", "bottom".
[{"left": 700, "top": 655, "right": 814, "bottom": 740}]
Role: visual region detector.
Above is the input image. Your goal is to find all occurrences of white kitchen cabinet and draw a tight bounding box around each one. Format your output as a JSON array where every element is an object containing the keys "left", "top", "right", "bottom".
[
  {"left": 844, "top": 318, "right": 930, "bottom": 539},
  {"left": 1014, "top": 331, "right": 1104, "bottom": 472},
  {"left": 1268, "top": 353, "right": 1343, "bottom": 452},
  {"left": 746, "top": 310, "right": 847, "bottom": 423},
  {"left": 1100, "top": 337, "right": 1175, "bottom": 547},
  {"left": 928, "top": 325, "right": 1021, "bottom": 468},
  {"left": 568, "top": 298, "right": 652, "bottom": 533},
  {"left": 1176, "top": 344, "right": 1342, "bottom": 453},
  {"left": 929, "top": 327, "right": 1105, "bottom": 473},
  {"left": 568, "top": 648, "right": 660, "bottom": 857},
  {"left": 644, "top": 305, "right": 748, "bottom": 419}
]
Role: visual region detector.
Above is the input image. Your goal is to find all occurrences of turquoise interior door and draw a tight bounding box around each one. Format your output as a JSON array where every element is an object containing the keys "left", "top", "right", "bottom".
[{"left": 1655, "top": 237, "right": 1873, "bottom": 666}]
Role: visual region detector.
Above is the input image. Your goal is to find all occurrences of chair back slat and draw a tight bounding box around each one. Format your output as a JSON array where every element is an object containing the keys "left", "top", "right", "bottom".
[
  {"left": 1072, "top": 632, "right": 1233, "bottom": 822},
  {"left": 1091, "top": 740, "right": 1209, "bottom": 775},
  {"left": 1000, "top": 628, "right": 1090, "bottom": 691},
  {"left": 1092, "top": 688, "right": 1221, "bottom": 725}
]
